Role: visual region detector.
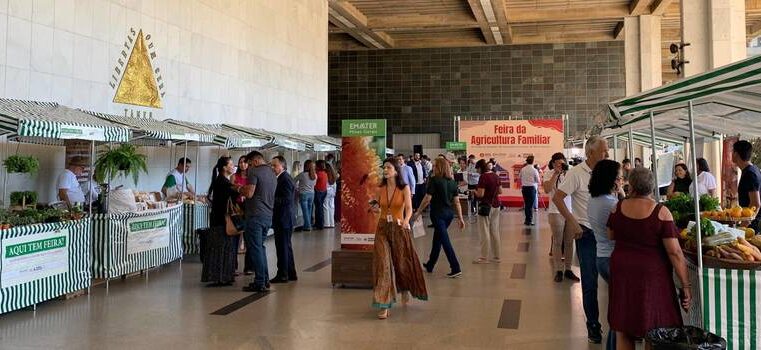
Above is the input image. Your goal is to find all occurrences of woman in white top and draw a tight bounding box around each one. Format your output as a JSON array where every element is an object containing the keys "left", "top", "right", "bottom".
[
  {"left": 542, "top": 153, "right": 578, "bottom": 282},
  {"left": 323, "top": 163, "right": 338, "bottom": 228},
  {"left": 694, "top": 158, "right": 717, "bottom": 197}
]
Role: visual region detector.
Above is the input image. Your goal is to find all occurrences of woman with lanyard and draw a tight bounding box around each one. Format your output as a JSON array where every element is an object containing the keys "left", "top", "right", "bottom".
[{"left": 370, "top": 158, "right": 428, "bottom": 320}]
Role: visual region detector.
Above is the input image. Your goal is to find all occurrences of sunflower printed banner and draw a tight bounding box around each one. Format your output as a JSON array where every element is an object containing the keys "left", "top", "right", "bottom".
[{"left": 340, "top": 120, "right": 386, "bottom": 250}]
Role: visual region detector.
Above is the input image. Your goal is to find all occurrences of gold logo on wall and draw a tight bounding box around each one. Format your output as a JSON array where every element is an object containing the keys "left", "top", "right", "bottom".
[{"left": 110, "top": 28, "right": 165, "bottom": 109}]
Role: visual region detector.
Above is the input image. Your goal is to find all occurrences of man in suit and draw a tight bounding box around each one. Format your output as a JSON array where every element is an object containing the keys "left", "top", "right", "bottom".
[{"left": 269, "top": 156, "right": 297, "bottom": 283}]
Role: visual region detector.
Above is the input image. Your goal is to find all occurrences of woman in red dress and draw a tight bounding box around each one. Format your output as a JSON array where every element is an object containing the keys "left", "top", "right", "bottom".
[{"left": 606, "top": 168, "right": 692, "bottom": 350}]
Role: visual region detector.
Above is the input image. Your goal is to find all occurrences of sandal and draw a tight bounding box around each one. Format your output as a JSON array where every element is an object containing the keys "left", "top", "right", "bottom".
[
  {"left": 377, "top": 309, "right": 389, "bottom": 320},
  {"left": 491, "top": 257, "right": 501, "bottom": 263},
  {"left": 472, "top": 257, "right": 489, "bottom": 264}
]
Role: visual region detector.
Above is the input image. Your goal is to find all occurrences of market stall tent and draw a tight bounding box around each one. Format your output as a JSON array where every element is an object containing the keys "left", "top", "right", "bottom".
[
  {"left": 0, "top": 100, "right": 130, "bottom": 143},
  {"left": 0, "top": 99, "right": 132, "bottom": 314},
  {"left": 83, "top": 112, "right": 218, "bottom": 264},
  {"left": 599, "top": 54, "right": 761, "bottom": 350}
]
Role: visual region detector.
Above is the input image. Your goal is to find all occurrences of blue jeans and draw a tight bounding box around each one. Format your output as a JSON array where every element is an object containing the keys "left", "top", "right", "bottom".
[
  {"left": 314, "top": 191, "right": 327, "bottom": 229},
  {"left": 522, "top": 186, "right": 536, "bottom": 224},
  {"left": 597, "top": 257, "right": 617, "bottom": 350},
  {"left": 244, "top": 216, "right": 272, "bottom": 288},
  {"left": 299, "top": 192, "right": 314, "bottom": 230},
  {"left": 427, "top": 211, "right": 461, "bottom": 273},
  {"left": 576, "top": 226, "right": 601, "bottom": 336}
]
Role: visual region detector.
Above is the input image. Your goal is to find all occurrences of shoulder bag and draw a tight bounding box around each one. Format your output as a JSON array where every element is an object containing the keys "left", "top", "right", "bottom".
[
  {"left": 225, "top": 198, "right": 244, "bottom": 236},
  {"left": 477, "top": 174, "right": 497, "bottom": 216}
]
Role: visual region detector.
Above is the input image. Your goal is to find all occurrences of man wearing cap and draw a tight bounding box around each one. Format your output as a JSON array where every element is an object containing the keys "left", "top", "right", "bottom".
[
  {"left": 57, "top": 156, "right": 88, "bottom": 208},
  {"left": 162, "top": 157, "right": 196, "bottom": 199}
]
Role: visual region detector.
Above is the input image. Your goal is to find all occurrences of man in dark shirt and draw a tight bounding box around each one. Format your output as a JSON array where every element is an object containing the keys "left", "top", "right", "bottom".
[
  {"left": 732, "top": 140, "right": 761, "bottom": 229},
  {"left": 241, "top": 151, "right": 277, "bottom": 292},
  {"left": 269, "top": 156, "right": 297, "bottom": 284}
]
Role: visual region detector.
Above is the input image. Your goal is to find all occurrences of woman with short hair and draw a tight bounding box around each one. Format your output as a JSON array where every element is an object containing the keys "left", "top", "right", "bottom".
[{"left": 607, "top": 168, "right": 691, "bottom": 350}]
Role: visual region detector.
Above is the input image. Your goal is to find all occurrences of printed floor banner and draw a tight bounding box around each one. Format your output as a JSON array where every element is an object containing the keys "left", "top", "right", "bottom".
[
  {"left": 459, "top": 119, "right": 564, "bottom": 207},
  {"left": 92, "top": 205, "right": 183, "bottom": 278},
  {"left": 2, "top": 229, "right": 69, "bottom": 288},
  {"left": 126, "top": 213, "right": 170, "bottom": 255},
  {"left": 0, "top": 219, "right": 91, "bottom": 314},
  {"left": 340, "top": 119, "right": 385, "bottom": 250}
]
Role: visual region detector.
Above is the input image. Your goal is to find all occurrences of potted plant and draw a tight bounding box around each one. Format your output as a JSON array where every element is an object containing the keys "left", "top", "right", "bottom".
[
  {"left": 3, "top": 155, "right": 40, "bottom": 174},
  {"left": 94, "top": 144, "right": 148, "bottom": 185},
  {"left": 10, "top": 191, "right": 37, "bottom": 208}
]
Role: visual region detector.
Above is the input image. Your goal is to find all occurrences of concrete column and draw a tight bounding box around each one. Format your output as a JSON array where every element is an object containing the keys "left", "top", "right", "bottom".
[
  {"left": 625, "top": 15, "right": 663, "bottom": 95},
  {"left": 681, "top": 0, "right": 746, "bottom": 77},
  {"left": 625, "top": 16, "right": 642, "bottom": 95}
]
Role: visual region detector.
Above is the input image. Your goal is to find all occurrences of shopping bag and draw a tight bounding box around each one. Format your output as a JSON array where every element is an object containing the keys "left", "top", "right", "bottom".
[{"left": 412, "top": 217, "right": 426, "bottom": 238}]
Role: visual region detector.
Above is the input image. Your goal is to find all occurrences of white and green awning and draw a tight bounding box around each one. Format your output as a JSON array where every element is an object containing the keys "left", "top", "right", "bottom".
[
  {"left": 288, "top": 134, "right": 341, "bottom": 152},
  {"left": 0, "top": 99, "right": 130, "bottom": 142},
  {"left": 603, "top": 54, "right": 761, "bottom": 139},
  {"left": 164, "top": 120, "right": 271, "bottom": 149},
  {"left": 222, "top": 124, "right": 308, "bottom": 151},
  {"left": 84, "top": 111, "right": 215, "bottom": 143}
]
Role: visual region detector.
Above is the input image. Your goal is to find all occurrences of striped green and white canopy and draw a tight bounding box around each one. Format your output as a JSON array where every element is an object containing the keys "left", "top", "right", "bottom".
[
  {"left": 604, "top": 54, "right": 761, "bottom": 139},
  {"left": 84, "top": 111, "right": 215, "bottom": 143},
  {"left": 0, "top": 99, "right": 130, "bottom": 142},
  {"left": 288, "top": 134, "right": 341, "bottom": 152},
  {"left": 222, "top": 124, "right": 308, "bottom": 151},
  {"left": 164, "top": 119, "right": 271, "bottom": 149}
]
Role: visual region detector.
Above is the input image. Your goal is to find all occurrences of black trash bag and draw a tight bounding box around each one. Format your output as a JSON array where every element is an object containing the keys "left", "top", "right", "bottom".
[{"left": 647, "top": 326, "right": 726, "bottom": 350}]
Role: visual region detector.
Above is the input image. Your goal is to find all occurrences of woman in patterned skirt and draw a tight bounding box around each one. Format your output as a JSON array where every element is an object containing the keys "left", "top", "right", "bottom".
[{"left": 371, "top": 158, "right": 428, "bottom": 319}]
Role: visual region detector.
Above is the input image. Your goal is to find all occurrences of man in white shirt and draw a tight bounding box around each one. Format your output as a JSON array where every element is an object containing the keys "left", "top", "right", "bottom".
[
  {"left": 552, "top": 136, "right": 609, "bottom": 344},
  {"left": 519, "top": 156, "right": 540, "bottom": 225},
  {"left": 408, "top": 153, "right": 427, "bottom": 209},
  {"left": 162, "top": 157, "right": 196, "bottom": 199},
  {"left": 57, "top": 156, "right": 88, "bottom": 208}
]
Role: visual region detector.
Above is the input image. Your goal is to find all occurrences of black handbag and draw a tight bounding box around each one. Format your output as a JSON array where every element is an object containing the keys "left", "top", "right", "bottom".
[{"left": 478, "top": 203, "right": 491, "bottom": 216}]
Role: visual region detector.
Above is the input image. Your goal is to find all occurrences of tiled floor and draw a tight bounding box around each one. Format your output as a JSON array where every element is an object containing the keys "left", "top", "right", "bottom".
[{"left": 0, "top": 211, "right": 609, "bottom": 349}]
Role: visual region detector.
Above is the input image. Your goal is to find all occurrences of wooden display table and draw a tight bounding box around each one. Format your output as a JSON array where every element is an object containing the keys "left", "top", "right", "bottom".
[{"left": 331, "top": 249, "right": 373, "bottom": 288}]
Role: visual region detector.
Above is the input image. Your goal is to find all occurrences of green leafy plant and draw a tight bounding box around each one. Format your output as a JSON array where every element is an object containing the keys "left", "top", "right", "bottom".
[
  {"left": 10, "top": 191, "right": 37, "bottom": 206},
  {"left": 94, "top": 144, "right": 148, "bottom": 185},
  {"left": 699, "top": 194, "right": 720, "bottom": 212},
  {"left": 3, "top": 155, "right": 40, "bottom": 174}
]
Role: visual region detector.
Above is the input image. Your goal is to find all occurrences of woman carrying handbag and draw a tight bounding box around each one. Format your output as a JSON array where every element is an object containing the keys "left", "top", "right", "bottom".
[
  {"left": 473, "top": 159, "right": 503, "bottom": 264},
  {"left": 202, "top": 156, "right": 243, "bottom": 287}
]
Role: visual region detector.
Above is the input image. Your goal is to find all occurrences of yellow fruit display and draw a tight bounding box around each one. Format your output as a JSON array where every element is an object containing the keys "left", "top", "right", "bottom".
[
  {"left": 730, "top": 207, "right": 743, "bottom": 218},
  {"left": 742, "top": 208, "right": 755, "bottom": 217},
  {"left": 744, "top": 227, "right": 756, "bottom": 239}
]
